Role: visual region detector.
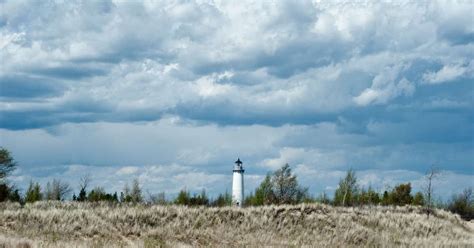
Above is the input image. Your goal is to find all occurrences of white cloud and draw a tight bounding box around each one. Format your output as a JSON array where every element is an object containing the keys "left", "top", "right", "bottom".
[
  {"left": 116, "top": 166, "right": 140, "bottom": 175},
  {"left": 354, "top": 64, "right": 415, "bottom": 106},
  {"left": 422, "top": 63, "right": 470, "bottom": 84}
]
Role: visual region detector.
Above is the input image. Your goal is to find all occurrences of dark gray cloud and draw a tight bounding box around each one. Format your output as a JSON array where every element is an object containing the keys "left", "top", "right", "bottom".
[{"left": 0, "top": 75, "right": 66, "bottom": 99}]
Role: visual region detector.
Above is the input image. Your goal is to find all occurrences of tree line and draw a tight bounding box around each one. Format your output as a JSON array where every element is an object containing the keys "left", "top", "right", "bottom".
[{"left": 1, "top": 147, "right": 472, "bottom": 220}]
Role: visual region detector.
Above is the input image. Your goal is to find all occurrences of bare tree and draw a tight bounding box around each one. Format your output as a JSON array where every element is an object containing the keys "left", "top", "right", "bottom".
[
  {"left": 45, "top": 179, "right": 71, "bottom": 200},
  {"left": 122, "top": 179, "right": 142, "bottom": 203},
  {"left": 79, "top": 174, "right": 90, "bottom": 191},
  {"left": 77, "top": 174, "right": 90, "bottom": 201},
  {"left": 147, "top": 190, "right": 167, "bottom": 205},
  {"left": 423, "top": 165, "right": 440, "bottom": 216}
]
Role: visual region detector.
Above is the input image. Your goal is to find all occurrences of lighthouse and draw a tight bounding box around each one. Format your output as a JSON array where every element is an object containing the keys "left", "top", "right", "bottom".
[{"left": 232, "top": 158, "right": 245, "bottom": 207}]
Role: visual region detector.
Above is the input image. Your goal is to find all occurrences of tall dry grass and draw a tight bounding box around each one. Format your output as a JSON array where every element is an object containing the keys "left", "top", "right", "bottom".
[{"left": 1, "top": 201, "right": 473, "bottom": 247}]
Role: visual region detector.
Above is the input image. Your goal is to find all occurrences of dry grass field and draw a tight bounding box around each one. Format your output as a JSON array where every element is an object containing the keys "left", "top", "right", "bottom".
[{"left": 1, "top": 201, "right": 473, "bottom": 247}]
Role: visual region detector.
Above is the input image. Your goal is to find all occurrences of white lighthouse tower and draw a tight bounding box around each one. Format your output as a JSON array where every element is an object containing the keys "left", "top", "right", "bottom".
[{"left": 232, "top": 158, "right": 245, "bottom": 207}]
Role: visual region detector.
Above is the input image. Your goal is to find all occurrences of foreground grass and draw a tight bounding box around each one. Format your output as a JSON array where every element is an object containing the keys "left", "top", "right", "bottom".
[{"left": 0, "top": 202, "right": 473, "bottom": 247}]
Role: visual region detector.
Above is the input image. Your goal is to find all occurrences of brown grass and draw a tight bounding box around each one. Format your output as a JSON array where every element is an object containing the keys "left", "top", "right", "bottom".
[{"left": 1, "top": 201, "right": 473, "bottom": 247}]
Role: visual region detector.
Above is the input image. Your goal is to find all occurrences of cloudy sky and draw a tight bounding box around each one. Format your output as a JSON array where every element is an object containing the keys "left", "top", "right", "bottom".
[{"left": 1, "top": 0, "right": 473, "bottom": 200}]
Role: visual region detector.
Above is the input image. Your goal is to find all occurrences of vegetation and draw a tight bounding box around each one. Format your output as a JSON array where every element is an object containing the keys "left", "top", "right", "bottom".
[
  {"left": 245, "top": 164, "right": 308, "bottom": 205},
  {"left": 0, "top": 148, "right": 19, "bottom": 203},
  {"left": 174, "top": 188, "right": 209, "bottom": 206},
  {"left": 334, "top": 169, "right": 358, "bottom": 206},
  {"left": 25, "top": 181, "right": 42, "bottom": 203},
  {"left": 0, "top": 201, "right": 473, "bottom": 247},
  {"left": 447, "top": 188, "right": 474, "bottom": 221},
  {"left": 0, "top": 146, "right": 472, "bottom": 224},
  {"left": 44, "top": 179, "right": 71, "bottom": 201},
  {"left": 0, "top": 147, "right": 17, "bottom": 180}
]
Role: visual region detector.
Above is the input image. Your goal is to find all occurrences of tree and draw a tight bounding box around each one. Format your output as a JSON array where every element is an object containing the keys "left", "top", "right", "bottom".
[
  {"left": 271, "top": 164, "right": 308, "bottom": 204},
  {"left": 212, "top": 190, "right": 232, "bottom": 207},
  {"left": 147, "top": 190, "right": 167, "bottom": 205},
  {"left": 412, "top": 192, "right": 425, "bottom": 206},
  {"left": 366, "top": 187, "right": 380, "bottom": 205},
  {"left": 87, "top": 187, "right": 118, "bottom": 202},
  {"left": 0, "top": 148, "right": 18, "bottom": 202},
  {"left": 9, "top": 189, "right": 21, "bottom": 203},
  {"left": 123, "top": 183, "right": 131, "bottom": 202},
  {"left": 334, "top": 169, "right": 358, "bottom": 206},
  {"left": 358, "top": 187, "right": 380, "bottom": 205},
  {"left": 448, "top": 188, "right": 474, "bottom": 221},
  {"left": 45, "top": 179, "right": 71, "bottom": 200},
  {"left": 189, "top": 189, "right": 209, "bottom": 206},
  {"left": 174, "top": 189, "right": 190, "bottom": 205},
  {"left": 129, "top": 178, "right": 143, "bottom": 203},
  {"left": 0, "top": 184, "right": 9, "bottom": 202},
  {"left": 119, "top": 191, "right": 125, "bottom": 202},
  {"left": 316, "top": 191, "right": 331, "bottom": 205},
  {"left": 0, "top": 148, "right": 17, "bottom": 180},
  {"left": 381, "top": 190, "right": 391, "bottom": 205},
  {"left": 390, "top": 183, "right": 413, "bottom": 206},
  {"left": 423, "top": 165, "right": 440, "bottom": 211},
  {"left": 251, "top": 173, "right": 274, "bottom": 205},
  {"left": 77, "top": 174, "right": 90, "bottom": 202},
  {"left": 25, "top": 181, "right": 42, "bottom": 203},
  {"left": 0, "top": 183, "right": 21, "bottom": 203}
]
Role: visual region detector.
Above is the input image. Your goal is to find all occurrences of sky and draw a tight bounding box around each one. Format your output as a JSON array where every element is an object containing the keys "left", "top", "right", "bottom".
[{"left": 0, "top": 0, "right": 473, "bottom": 200}]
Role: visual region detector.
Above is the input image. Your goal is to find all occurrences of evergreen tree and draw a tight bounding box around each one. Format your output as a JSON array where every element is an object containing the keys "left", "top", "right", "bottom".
[
  {"left": 175, "top": 189, "right": 190, "bottom": 205},
  {"left": 0, "top": 184, "right": 8, "bottom": 202},
  {"left": 25, "top": 181, "right": 42, "bottom": 203},
  {"left": 129, "top": 178, "right": 143, "bottom": 203},
  {"left": 382, "top": 190, "right": 391, "bottom": 205},
  {"left": 119, "top": 192, "right": 125, "bottom": 202},
  {"left": 412, "top": 192, "right": 425, "bottom": 206},
  {"left": 367, "top": 187, "right": 380, "bottom": 205},
  {"left": 8, "top": 188, "right": 21, "bottom": 203},
  {"left": 255, "top": 174, "right": 274, "bottom": 205},
  {"left": 77, "top": 174, "right": 90, "bottom": 202},
  {"left": 78, "top": 188, "right": 87, "bottom": 201}
]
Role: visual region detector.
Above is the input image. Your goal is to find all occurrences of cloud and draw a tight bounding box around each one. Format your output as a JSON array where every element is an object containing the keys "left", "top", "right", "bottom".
[
  {"left": 0, "top": 0, "right": 472, "bottom": 129},
  {"left": 422, "top": 63, "right": 472, "bottom": 84},
  {"left": 0, "top": 74, "right": 67, "bottom": 99},
  {"left": 0, "top": 1, "right": 472, "bottom": 199},
  {"left": 116, "top": 166, "right": 139, "bottom": 175},
  {"left": 353, "top": 65, "right": 415, "bottom": 106}
]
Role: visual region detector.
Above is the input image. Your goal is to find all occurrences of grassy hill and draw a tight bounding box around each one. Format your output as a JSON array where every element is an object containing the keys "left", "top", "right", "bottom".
[{"left": 1, "top": 201, "right": 473, "bottom": 247}]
